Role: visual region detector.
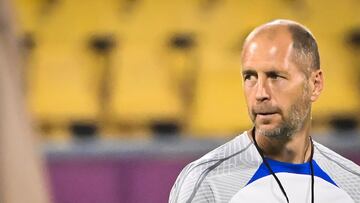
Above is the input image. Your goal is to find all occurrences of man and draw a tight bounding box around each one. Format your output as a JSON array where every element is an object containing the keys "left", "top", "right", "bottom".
[{"left": 169, "top": 19, "right": 360, "bottom": 203}]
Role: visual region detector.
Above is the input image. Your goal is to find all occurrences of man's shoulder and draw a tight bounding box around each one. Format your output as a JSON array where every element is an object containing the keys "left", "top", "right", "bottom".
[
  {"left": 187, "top": 131, "right": 256, "bottom": 173},
  {"left": 313, "top": 141, "right": 360, "bottom": 201},
  {"left": 169, "top": 132, "right": 261, "bottom": 203},
  {"left": 314, "top": 141, "right": 360, "bottom": 173}
]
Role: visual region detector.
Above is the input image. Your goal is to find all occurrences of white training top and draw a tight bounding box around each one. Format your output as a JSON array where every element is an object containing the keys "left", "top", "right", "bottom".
[{"left": 169, "top": 132, "right": 360, "bottom": 203}]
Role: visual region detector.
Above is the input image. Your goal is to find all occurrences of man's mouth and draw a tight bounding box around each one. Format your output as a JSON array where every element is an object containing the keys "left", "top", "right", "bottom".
[
  {"left": 257, "top": 112, "right": 276, "bottom": 115},
  {"left": 255, "top": 112, "right": 278, "bottom": 118},
  {"left": 252, "top": 106, "right": 281, "bottom": 119}
]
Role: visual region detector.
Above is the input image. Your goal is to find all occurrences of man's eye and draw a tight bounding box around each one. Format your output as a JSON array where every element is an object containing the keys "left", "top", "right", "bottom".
[
  {"left": 244, "top": 74, "right": 254, "bottom": 81},
  {"left": 269, "top": 74, "right": 281, "bottom": 80}
]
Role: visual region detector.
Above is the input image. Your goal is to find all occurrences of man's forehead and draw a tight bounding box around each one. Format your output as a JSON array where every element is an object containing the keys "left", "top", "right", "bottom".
[
  {"left": 242, "top": 38, "right": 294, "bottom": 66},
  {"left": 242, "top": 24, "right": 294, "bottom": 61},
  {"left": 241, "top": 37, "right": 297, "bottom": 74}
]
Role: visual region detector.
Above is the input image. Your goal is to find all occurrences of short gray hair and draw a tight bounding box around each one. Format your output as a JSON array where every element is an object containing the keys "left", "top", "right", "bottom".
[{"left": 287, "top": 23, "right": 320, "bottom": 74}]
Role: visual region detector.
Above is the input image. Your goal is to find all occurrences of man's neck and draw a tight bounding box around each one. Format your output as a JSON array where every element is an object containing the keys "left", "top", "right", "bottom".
[{"left": 248, "top": 125, "right": 312, "bottom": 164}]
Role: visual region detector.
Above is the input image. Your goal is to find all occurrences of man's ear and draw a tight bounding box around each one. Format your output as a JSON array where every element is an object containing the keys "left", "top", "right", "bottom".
[{"left": 310, "top": 69, "right": 323, "bottom": 102}]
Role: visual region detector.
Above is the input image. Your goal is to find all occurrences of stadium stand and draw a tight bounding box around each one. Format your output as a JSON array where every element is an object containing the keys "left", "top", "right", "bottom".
[{"left": 12, "top": 0, "right": 360, "bottom": 139}]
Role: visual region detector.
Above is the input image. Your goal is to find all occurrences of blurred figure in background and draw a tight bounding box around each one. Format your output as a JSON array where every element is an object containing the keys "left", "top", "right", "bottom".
[
  {"left": 169, "top": 19, "right": 360, "bottom": 203},
  {"left": 0, "top": 0, "right": 51, "bottom": 202}
]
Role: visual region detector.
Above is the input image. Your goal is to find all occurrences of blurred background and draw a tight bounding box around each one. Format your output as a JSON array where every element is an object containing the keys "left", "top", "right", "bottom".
[{"left": 3, "top": 0, "right": 360, "bottom": 202}]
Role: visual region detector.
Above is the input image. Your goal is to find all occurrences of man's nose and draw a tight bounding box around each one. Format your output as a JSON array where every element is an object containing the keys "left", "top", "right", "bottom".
[{"left": 255, "top": 79, "right": 270, "bottom": 102}]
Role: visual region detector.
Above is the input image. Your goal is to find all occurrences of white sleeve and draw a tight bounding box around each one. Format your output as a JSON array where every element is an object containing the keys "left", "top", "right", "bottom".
[{"left": 169, "top": 163, "right": 215, "bottom": 203}]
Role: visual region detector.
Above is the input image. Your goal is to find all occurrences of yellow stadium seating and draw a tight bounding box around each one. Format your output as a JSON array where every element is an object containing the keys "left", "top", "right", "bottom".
[{"left": 13, "top": 0, "right": 360, "bottom": 138}]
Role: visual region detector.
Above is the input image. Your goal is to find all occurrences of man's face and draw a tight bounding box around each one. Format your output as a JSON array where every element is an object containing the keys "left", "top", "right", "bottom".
[{"left": 241, "top": 32, "right": 312, "bottom": 138}]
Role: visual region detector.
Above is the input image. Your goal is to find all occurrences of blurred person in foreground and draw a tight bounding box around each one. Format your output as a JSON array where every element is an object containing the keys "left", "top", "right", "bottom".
[
  {"left": 169, "top": 19, "right": 360, "bottom": 203},
  {"left": 0, "top": 0, "right": 51, "bottom": 202}
]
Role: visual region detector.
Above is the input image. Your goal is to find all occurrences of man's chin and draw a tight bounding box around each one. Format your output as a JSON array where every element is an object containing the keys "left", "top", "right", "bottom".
[{"left": 255, "top": 123, "right": 282, "bottom": 137}]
